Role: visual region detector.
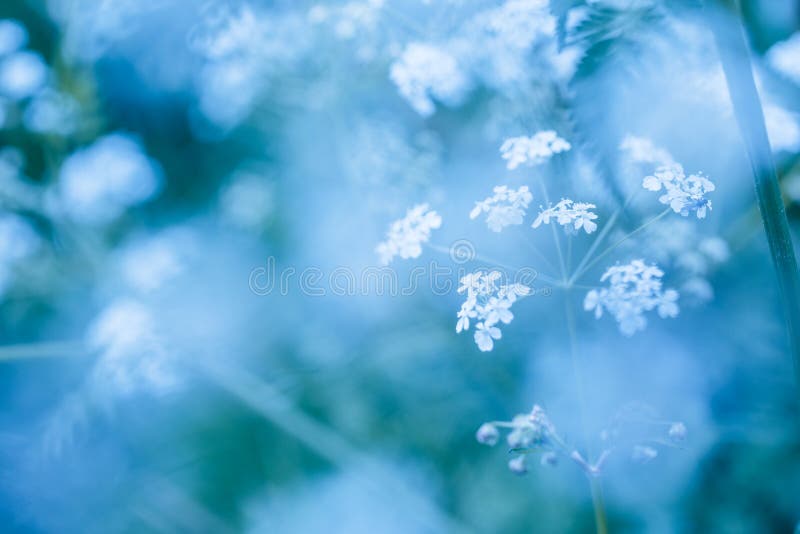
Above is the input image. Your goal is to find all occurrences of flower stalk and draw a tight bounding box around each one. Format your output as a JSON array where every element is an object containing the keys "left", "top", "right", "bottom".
[{"left": 707, "top": 0, "right": 800, "bottom": 394}]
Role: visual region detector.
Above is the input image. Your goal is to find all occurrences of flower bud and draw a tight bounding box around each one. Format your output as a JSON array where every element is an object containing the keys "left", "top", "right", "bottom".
[
  {"left": 508, "top": 455, "right": 528, "bottom": 475},
  {"left": 475, "top": 423, "right": 499, "bottom": 446}
]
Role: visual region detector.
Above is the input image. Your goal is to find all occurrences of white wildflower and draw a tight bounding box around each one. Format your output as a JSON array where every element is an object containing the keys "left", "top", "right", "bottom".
[
  {"left": 456, "top": 270, "right": 530, "bottom": 352},
  {"left": 0, "top": 20, "right": 27, "bottom": 57},
  {"left": 476, "top": 423, "right": 499, "bottom": 445},
  {"left": 532, "top": 198, "right": 598, "bottom": 234},
  {"left": 23, "top": 89, "right": 79, "bottom": 135},
  {"left": 0, "top": 213, "right": 39, "bottom": 294},
  {"left": 619, "top": 135, "right": 674, "bottom": 166},
  {"left": 500, "top": 130, "right": 571, "bottom": 170},
  {"left": 764, "top": 104, "right": 800, "bottom": 153},
  {"left": 508, "top": 455, "right": 528, "bottom": 475},
  {"left": 375, "top": 203, "right": 441, "bottom": 265},
  {"left": 58, "top": 133, "right": 162, "bottom": 224},
  {"left": 469, "top": 185, "right": 532, "bottom": 232},
  {"left": 87, "top": 299, "right": 176, "bottom": 396},
  {"left": 584, "top": 260, "right": 680, "bottom": 336},
  {"left": 390, "top": 42, "right": 469, "bottom": 117},
  {"left": 642, "top": 163, "right": 715, "bottom": 219},
  {"left": 0, "top": 50, "right": 47, "bottom": 100},
  {"left": 766, "top": 32, "right": 800, "bottom": 85}
]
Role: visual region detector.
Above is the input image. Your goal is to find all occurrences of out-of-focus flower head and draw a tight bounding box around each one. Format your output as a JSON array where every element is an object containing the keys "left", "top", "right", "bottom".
[
  {"left": 0, "top": 19, "right": 28, "bottom": 56},
  {"left": 23, "top": 89, "right": 80, "bottom": 135},
  {"left": 500, "top": 131, "right": 571, "bottom": 169},
  {"left": 390, "top": 42, "right": 470, "bottom": 117},
  {"left": 0, "top": 51, "right": 47, "bottom": 100},
  {"left": 470, "top": 185, "right": 532, "bottom": 232},
  {"left": 57, "top": 133, "right": 163, "bottom": 224},
  {"left": 766, "top": 32, "right": 800, "bottom": 85},
  {"left": 0, "top": 213, "right": 40, "bottom": 295},
  {"left": 87, "top": 298, "right": 177, "bottom": 398},
  {"left": 375, "top": 203, "right": 441, "bottom": 265}
]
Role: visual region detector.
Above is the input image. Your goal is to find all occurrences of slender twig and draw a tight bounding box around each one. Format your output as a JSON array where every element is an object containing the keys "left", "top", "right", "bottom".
[
  {"left": 571, "top": 208, "right": 671, "bottom": 284},
  {"left": 707, "top": 0, "right": 800, "bottom": 393},
  {"left": 564, "top": 289, "right": 608, "bottom": 534},
  {"left": 426, "top": 244, "right": 562, "bottom": 286},
  {"left": 0, "top": 341, "right": 86, "bottom": 361},
  {"left": 569, "top": 188, "right": 642, "bottom": 286},
  {"left": 539, "top": 182, "right": 568, "bottom": 283}
]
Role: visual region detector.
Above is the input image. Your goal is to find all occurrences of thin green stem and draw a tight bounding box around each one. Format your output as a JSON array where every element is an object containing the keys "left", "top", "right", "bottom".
[
  {"left": 568, "top": 189, "right": 642, "bottom": 286},
  {"left": 427, "top": 244, "right": 562, "bottom": 286},
  {"left": 0, "top": 341, "right": 86, "bottom": 361},
  {"left": 589, "top": 478, "right": 609, "bottom": 534},
  {"left": 539, "top": 182, "right": 568, "bottom": 283},
  {"left": 571, "top": 207, "right": 671, "bottom": 284},
  {"left": 707, "top": 0, "right": 800, "bottom": 397},
  {"left": 570, "top": 208, "right": 622, "bottom": 285},
  {"left": 518, "top": 227, "right": 559, "bottom": 274},
  {"left": 564, "top": 289, "right": 608, "bottom": 534}
]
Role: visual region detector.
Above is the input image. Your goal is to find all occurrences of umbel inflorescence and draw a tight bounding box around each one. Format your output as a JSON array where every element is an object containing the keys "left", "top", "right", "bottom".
[
  {"left": 375, "top": 132, "right": 715, "bottom": 483},
  {"left": 375, "top": 132, "right": 717, "bottom": 349},
  {"left": 476, "top": 404, "right": 687, "bottom": 476}
]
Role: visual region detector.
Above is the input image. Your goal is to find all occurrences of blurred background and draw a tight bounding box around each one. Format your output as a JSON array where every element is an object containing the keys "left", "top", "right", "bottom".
[{"left": 0, "top": 0, "right": 799, "bottom": 532}]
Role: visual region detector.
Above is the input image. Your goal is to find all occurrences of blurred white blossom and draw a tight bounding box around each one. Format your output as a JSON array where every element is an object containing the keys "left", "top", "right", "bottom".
[
  {"left": 390, "top": 42, "right": 469, "bottom": 117},
  {"left": 0, "top": 213, "right": 39, "bottom": 294},
  {"left": 0, "top": 19, "right": 27, "bottom": 56},
  {"left": 87, "top": 299, "right": 177, "bottom": 397},
  {"left": 119, "top": 235, "right": 185, "bottom": 293},
  {"left": 584, "top": 260, "right": 679, "bottom": 336},
  {"left": 0, "top": 51, "right": 47, "bottom": 100},
  {"left": 500, "top": 131, "right": 571, "bottom": 169},
  {"left": 219, "top": 170, "right": 275, "bottom": 230},
  {"left": 58, "top": 134, "right": 162, "bottom": 224},
  {"left": 764, "top": 104, "right": 800, "bottom": 153},
  {"left": 470, "top": 185, "right": 532, "bottom": 232},
  {"left": 532, "top": 199, "right": 598, "bottom": 234},
  {"left": 23, "top": 89, "right": 79, "bottom": 135},
  {"left": 376, "top": 204, "right": 441, "bottom": 265},
  {"left": 766, "top": 32, "right": 800, "bottom": 85}
]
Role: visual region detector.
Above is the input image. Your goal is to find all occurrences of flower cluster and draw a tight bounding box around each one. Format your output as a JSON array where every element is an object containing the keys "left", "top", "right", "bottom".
[
  {"left": 532, "top": 199, "right": 598, "bottom": 235},
  {"left": 476, "top": 404, "right": 561, "bottom": 475},
  {"left": 766, "top": 32, "right": 800, "bottom": 85},
  {"left": 469, "top": 185, "right": 532, "bottom": 232},
  {"left": 58, "top": 134, "right": 163, "bottom": 224},
  {"left": 479, "top": 401, "right": 688, "bottom": 476},
  {"left": 499, "top": 131, "right": 571, "bottom": 170},
  {"left": 643, "top": 163, "right": 715, "bottom": 219},
  {"left": 376, "top": 203, "right": 441, "bottom": 265},
  {"left": 456, "top": 270, "right": 530, "bottom": 351},
  {"left": 87, "top": 299, "right": 176, "bottom": 397},
  {"left": 584, "top": 260, "right": 679, "bottom": 336},
  {"left": 389, "top": 42, "right": 469, "bottom": 117}
]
